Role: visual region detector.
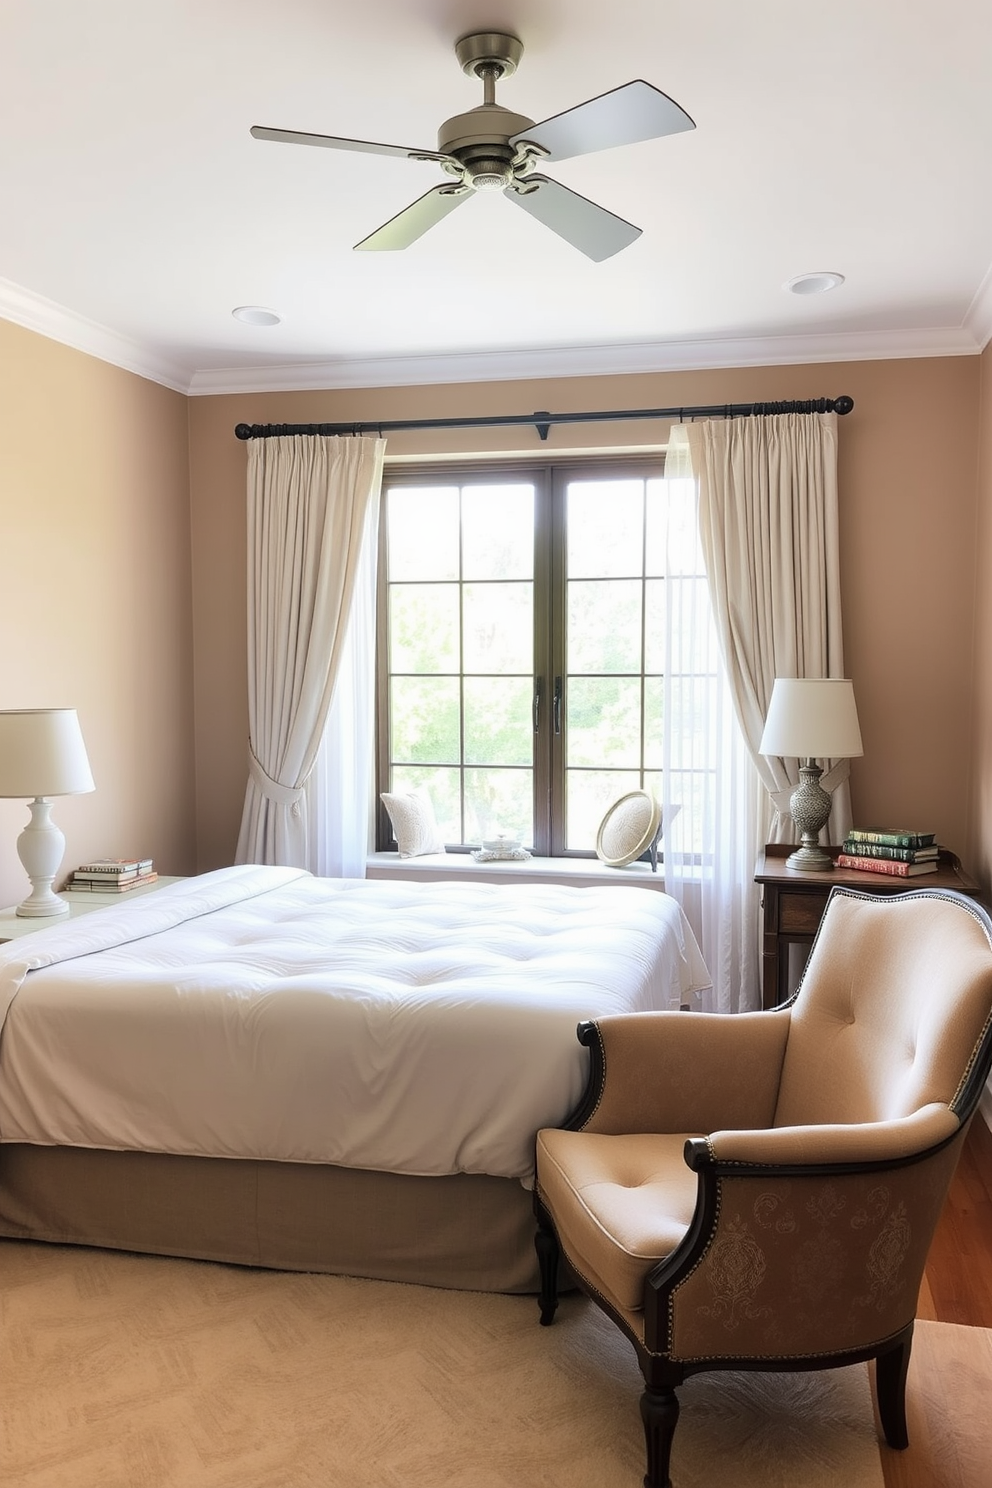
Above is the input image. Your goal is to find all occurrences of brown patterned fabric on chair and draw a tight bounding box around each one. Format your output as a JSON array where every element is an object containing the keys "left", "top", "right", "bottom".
[{"left": 534, "top": 887, "right": 992, "bottom": 1488}]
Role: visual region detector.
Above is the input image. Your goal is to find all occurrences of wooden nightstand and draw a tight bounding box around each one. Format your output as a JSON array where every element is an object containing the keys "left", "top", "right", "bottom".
[
  {"left": 0, "top": 877, "right": 184, "bottom": 943},
  {"left": 754, "top": 846, "right": 981, "bottom": 1009}
]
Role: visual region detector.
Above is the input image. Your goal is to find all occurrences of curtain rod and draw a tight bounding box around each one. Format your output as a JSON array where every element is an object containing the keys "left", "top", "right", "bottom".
[{"left": 234, "top": 395, "right": 854, "bottom": 445}]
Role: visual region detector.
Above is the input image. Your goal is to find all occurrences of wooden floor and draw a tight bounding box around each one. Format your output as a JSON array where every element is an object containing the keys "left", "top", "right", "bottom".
[{"left": 877, "top": 1113, "right": 992, "bottom": 1488}]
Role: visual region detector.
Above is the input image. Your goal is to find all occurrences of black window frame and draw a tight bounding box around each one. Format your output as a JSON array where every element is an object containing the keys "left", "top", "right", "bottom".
[{"left": 375, "top": 452, "right": 672, "bottom": 857}]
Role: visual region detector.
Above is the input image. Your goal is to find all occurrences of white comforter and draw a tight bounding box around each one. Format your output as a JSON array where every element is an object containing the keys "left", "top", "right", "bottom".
[{"left": 0, "top": 866, "right": 709, "bottom": 1182}]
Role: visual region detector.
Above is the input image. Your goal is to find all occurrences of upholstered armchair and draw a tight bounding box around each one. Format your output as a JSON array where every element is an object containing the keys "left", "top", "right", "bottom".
[{"left": 534, "top": 886, "right": 992, "bottom": 1488}]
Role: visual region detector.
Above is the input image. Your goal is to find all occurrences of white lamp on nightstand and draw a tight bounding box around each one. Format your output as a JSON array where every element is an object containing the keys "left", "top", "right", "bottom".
[
  {"left": 0, "top": 709, "right": 95, "bottom": 917},
  {"left": 759, "top": 678, "right": 863, "bottom": 872}
]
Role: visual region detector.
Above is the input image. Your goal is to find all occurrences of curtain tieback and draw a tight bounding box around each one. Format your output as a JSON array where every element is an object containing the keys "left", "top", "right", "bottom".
[
  {"left": 769, "top": 758, "right": 851, "bottom": 814},
  {"left": 248, "top": 750, "right": 305, "bottom": 814}
]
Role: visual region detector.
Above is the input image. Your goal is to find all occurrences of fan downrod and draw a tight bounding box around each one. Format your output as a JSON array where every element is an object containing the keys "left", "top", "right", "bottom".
[{"left": 454, "top": 32, "right": 523, "bottom": 80}]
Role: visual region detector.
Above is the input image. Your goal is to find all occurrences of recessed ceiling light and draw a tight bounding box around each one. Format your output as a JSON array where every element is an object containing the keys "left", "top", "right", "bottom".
[
  {"left": 232, "top": 305, "right": 282, "bottom": 326},
  {"left": 786, "top": 272, "right": 845, "bottom": 296}
]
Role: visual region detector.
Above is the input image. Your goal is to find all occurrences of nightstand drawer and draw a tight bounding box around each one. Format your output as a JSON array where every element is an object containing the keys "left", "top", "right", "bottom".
[{"left": 777, "top": 892, "right": 828, "bottom": 934}]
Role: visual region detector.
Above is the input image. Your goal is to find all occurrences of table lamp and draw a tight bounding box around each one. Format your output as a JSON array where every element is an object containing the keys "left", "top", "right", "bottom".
[
  {"left": 759, "top": 678, "right": 863, "bottom": 871},
  {"left": 0, "top": 708, "right": 95, "bottom": 916}
]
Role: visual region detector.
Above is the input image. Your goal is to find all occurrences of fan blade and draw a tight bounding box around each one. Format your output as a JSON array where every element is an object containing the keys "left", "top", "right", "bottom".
[
  {"left": 509, "top": 80, "right": 694, "bottom": 162},
  {"left": 354, "top": 185, "right": 470, "bottom": 251},
  {"left": 507, "top": 175, "right": 640, "bottom": 261},
  {"left": 251, "top": 124, "right": 453, "bottom": 165}
]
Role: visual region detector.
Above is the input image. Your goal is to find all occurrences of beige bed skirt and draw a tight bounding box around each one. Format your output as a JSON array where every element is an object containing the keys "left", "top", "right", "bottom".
[{"left": 0, "top": 1144, "right": 542, "bottom": 1293}]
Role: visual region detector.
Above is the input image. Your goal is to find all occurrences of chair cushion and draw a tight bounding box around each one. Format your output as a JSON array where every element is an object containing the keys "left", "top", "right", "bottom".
[{"left": 536, "top": 1129, "right": 701, "bottom": 1315}]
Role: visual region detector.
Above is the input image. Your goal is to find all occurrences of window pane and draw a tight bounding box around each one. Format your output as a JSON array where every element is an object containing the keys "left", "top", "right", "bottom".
[
  {"left": 646, "top": 477, "right": 698, "bottom": 576},
  {"left": 462, "top": 486, "right": 534, "bottom": 579},
  {"left": 644, "top": 578, "right": 665, "bottom": 676},
  {"left": 463, "top": 582, "right": 532, "bottom": 674},
  {"left": 675, "top": 580, "right": 720, "bottom": 673},
  {"left": 646, "top": 578, "right": 716, "bottom": 674},
  {"left": 644, "top": 677, "right": 664, "bottom": 769},
  {"left": 667, "top": 675, "right": 715, "bottom": 770},
  {"left": 464, "top": 767, "right": 533, "bottom": 846},
  {"left": 389, "top": 583, "right": 459, "bottom": 673},
  {"left": 386, "top": 487, "right": 459, "bottom": 580},
  {"left": 566, "top": 481, "right": 644, "bottom": 577},
  {"left": 566, "top": 769, "right": 642, "bottom": 852},
  {"left": 568, "top": 580, "right": 642, "bottom": 674},
  {"left": 644, "top": 769, "right": 664, "bottom": 808},
  {"left": 464, "top": 677, "right": 533, "bottom": 766},
  {"left": 567, "top": 677, "right": 642, "bottom": 769},
  {"left": 389, "top": 765, "right": 461, "bottom": 842},
  {"left": 665, "top": 769, "right": 710, "bottom": 857},
  {"left": 390, "top": 677, "right": 460, "bottom": 764}
]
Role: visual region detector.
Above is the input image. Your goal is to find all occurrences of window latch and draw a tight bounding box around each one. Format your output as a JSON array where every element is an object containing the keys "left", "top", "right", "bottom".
[
  {"left": 553, "top": 675, "right": 562, "bottom": 735},
  {"left": 533, "top": 678, "right": 543, "bottom": 733}
]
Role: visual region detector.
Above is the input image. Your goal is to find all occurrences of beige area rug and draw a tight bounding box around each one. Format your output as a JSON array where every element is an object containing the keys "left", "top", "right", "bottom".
[{"left": 0, "top": 1239, "right": 889, "bottom": 1488}]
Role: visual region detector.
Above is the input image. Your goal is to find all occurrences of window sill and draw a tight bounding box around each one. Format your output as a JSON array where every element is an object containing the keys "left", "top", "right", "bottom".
[{"left": 366, "top": 851, "right": 668, "bottom": 891}]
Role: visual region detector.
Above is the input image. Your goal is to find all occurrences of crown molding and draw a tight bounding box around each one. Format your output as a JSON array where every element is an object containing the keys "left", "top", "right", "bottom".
[
  {"left": 1, "top": 273, "right": 985, "bottom": 398},
  {"left": 0, "top": 276, "right": 191, "bottom": 393},
  {"left": 964, "top": 263, "right": 992, "bottom": 353},
  {"left": 187, "top": 324, "right": 983, "bottom": 395}
]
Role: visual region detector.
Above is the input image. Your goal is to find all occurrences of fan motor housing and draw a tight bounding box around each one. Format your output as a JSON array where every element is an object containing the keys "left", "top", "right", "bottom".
[{"left": 437, "top": 104, "right": 535, "bottom": 159}]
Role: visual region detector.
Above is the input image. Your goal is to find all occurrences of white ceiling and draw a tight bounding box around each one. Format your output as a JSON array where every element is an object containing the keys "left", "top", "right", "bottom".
[{"left": 3, "top": 0, "right": 992, "bottom": 395}]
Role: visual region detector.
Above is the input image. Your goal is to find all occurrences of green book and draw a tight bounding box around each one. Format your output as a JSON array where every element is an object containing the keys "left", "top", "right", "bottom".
[
  {"left": 845, "top": 828, "right": 936, "bottom": 850},
  {"left": 841, "top": 840, "right": 939, "bottom": 863}
]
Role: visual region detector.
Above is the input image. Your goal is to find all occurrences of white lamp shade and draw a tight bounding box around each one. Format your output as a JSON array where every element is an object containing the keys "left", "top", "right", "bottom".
[
  {"left": 0, "top": 709, "right": 95, "bottom": 797},
  {"left": 759, "top": 679, "right": 863, "bottom": 760}
]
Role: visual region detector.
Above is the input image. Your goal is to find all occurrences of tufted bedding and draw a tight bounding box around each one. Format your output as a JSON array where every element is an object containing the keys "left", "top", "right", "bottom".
[{"left": 0, "top": 865, "right": 709, "bottom": 1186}]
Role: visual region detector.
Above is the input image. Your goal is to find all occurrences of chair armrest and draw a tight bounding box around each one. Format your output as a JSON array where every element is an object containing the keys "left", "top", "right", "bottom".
[
  {"left": 578, "top": 1008, "right": 792, "bottom": 1136},
  {"left": 698, "top": 1102, "right": 960, "bottom": 1168},
  {"left": 646, "top": 1114, "right": 968, "bottom": 1362}
]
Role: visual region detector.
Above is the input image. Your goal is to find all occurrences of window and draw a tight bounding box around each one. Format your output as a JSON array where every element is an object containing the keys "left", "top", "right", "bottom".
[{"left": 376, "top": 457, "right": 718, "bottom": 857}]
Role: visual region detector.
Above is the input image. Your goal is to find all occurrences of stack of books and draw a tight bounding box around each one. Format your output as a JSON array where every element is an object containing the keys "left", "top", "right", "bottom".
[
  {"left": 67, "top": 858, "right": 157, "bottom": 892},
  {"left": 836, "top": 829, "right": 939, "bottom": 877}
]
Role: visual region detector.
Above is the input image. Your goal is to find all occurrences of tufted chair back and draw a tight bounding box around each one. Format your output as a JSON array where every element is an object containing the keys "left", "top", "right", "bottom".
[{"left": 774, "top": 889, "right": 992, "bottom": 1129}]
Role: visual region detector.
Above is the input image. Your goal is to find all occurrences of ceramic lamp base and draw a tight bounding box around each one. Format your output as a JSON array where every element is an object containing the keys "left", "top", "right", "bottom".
[
  {"left": 786, "top": 763, "right": 834, "bottom": 873},
  {"left": 15, "top": 796, "right": 71, "bottom": 916}
]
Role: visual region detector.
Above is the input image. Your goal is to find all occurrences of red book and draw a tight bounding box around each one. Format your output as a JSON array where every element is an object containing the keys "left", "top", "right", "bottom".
[{"left": 836, "top": 854, "right": 938, "bottom": 878}]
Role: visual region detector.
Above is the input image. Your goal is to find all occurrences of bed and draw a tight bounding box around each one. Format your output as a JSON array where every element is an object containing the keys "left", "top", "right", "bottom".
[{"left": 0, "top": 865, "right": 709, "bottom": 1291}]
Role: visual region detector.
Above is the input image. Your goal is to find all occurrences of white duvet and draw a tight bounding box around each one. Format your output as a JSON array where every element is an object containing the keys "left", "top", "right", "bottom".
[{"left": 0, "top": 865, "right": 709, "bottom": 1182}]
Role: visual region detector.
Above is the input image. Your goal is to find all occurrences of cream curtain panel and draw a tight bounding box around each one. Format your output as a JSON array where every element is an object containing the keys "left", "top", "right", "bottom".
[
  {"left": 236, "top": 434, "right": 386, "bottom": 869},
  {"left": 683, "top": 411, "right": 853, "bottom": 848}
]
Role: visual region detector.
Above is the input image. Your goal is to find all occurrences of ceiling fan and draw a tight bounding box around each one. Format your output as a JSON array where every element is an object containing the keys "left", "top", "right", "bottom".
[{"left": 250, "top": 31, "right": 695, "bottom": 262}]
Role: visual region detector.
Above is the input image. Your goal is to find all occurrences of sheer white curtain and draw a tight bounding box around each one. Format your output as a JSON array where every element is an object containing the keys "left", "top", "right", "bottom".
[
  {"left": 684, "top": 412, "right": 852, "bottom": 848},
  {"left": 236, "top": 434, "right": 385, "bottom": 869},
  {"left": 661, "top": 432, "right": 764, "bottom": 1013}
]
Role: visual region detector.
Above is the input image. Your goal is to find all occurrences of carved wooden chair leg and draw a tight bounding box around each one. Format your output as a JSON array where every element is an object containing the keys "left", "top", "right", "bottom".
[
  {"left": 874, "top": 1325, "right": 913, "bottom": 1450},
  {"left": 639, "top": 1384, "right": 680, "bottom": 1488},
  {"left": 534, "top": 1213, "right": 560, "bottom": 1325}
]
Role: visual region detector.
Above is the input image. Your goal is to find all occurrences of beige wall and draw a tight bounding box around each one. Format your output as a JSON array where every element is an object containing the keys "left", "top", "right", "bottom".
[
  {"left": 972, "top": 341, "right": 992, "bottom": 895},
  {"left": 0, "top": 320, "right": 197, "bottom": 908},
  {"left": 1, "top": 318, "right": 984, "bottom": 902},
  {"left": 189, "top": 355, "right": 982, "bottom": 873}
]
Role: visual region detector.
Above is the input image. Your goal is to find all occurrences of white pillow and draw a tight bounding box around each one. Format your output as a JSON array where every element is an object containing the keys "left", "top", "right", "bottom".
[{"left": 380, "top": 788, "right": 446, "bottom": 858}]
